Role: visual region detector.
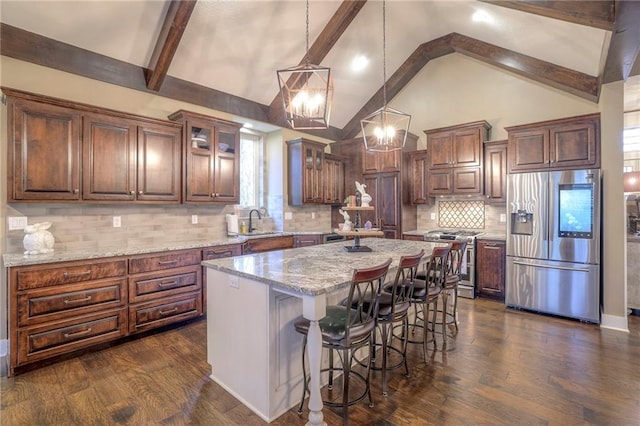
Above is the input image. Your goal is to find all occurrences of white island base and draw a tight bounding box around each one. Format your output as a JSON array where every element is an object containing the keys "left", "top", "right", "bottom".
[{"left": 207, "top": 268, "right": 345, "bottom": 423}]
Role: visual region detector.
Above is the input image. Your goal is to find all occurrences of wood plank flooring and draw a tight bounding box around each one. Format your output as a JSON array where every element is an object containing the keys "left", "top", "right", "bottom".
[{"left": 2, "top": 298, "right": 639, "bottom": 425}]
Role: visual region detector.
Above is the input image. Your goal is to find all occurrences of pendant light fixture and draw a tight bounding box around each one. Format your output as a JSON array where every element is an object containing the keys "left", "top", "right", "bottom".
[
  {"left": 360, "top": 0, "right": 411, "bottom": 152},
  {"left": 277, "top": 0, "right": 333, "bottom": 130}
]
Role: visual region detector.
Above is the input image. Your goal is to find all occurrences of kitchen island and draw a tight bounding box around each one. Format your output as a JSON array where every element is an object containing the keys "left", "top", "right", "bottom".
[{"left": 202, "top": 238, "right": 444, "bottom": 424}]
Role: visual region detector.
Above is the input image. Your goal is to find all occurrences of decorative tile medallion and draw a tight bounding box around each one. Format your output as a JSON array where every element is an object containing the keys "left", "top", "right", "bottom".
[{"left": 439, "top": 200, "right": 485, "bottom": 229}]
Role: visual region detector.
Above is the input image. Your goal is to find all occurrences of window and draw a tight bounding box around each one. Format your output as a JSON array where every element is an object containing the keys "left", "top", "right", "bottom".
[{"left": 239, "top": 131, "right": 264, "bottom": 207}]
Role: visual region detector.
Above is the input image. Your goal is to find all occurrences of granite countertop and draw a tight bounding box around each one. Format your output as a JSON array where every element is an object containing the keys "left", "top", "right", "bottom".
[
  {"left": 402, "top": 229, "right": 506, "bottom": 240},
  {"left": 2, "top": 231, "right": 333, "bottom": 268},
  {"left": 203, "top": 238, "right": 447, "bottom": 297}
]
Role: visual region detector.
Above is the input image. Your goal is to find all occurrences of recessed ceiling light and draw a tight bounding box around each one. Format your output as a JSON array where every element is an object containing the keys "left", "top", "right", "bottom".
[
  {"left": 472, "top": 9, "right": 494, "bottom": 24},
  {"left": 351, "top": 55, "right": 368, "bottom": 73}
]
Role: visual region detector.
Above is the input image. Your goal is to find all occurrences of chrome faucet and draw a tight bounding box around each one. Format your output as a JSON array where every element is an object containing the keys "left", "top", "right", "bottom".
[{"left": 249, "top": 209, "right": 262, "bottom": 233}]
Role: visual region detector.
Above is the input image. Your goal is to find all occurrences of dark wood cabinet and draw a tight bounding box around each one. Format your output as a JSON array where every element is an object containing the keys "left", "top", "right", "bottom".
[
  {"left": 7, "top": 95, "right": 82, "bottom": 201},
  {"left": 83, "top": 115, "right": 181, "bottom": 202},
  {"left": 409, "top": 150, "right": 429, "bottom": 205},
  {"left": 323, "top": 154, "right": 345, "bottom": 204},
  {"left": 169, "top": 110, "right": 241, "bottom": 204},
  {"left": 6, "top": 89, "right": 181, "bottom": 204},
  {"left": 293, "top": 234, "right": 322, "bottom": 248},
  {"left": 484, "top": 140, "right": 508, "bottom": 204},
  {"left": 506, "top": 113, "right": 600, "bottom": 173},
  {"left": 330, "top": 135, "right": 417, "bottom": 238},
  {"left": 287, "top": 138, "right": 325, "bottom": 205},
  {"left": 425, "top": 121, "right": 491, "bottom": 196},
  {"left": 476, "top": 239, "right": 506, "bottom": 301},
  {"left": 242, "top": 235, "right": 294, "bottom": 254}
]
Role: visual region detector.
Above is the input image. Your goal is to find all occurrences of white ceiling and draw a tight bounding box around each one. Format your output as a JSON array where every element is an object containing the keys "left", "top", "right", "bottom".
[{"left": 1, "top": 0, "right": 636, "bottom": 131}]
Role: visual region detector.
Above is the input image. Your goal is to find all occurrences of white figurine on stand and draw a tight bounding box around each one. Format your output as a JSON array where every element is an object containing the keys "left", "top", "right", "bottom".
[
  {"left": 355, "top": 181, "right": 372, "bottom": 207},
  {"left": 338, "top": 209, "right": 353, "bottom": 231},
  {"left": 23, "top": 222, "right": 55, "bottom": 255}
]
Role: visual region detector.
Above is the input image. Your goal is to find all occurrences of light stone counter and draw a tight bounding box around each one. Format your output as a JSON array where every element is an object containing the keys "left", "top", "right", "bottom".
[
  {"left": 203, "top": 238, "right": 446, "bottom": 425},
  {"left": 203, "top": 238, "right": 446, "bottom": 296},
  {"left": 1, "top": 231, "right": 333, "bottom": 268}
]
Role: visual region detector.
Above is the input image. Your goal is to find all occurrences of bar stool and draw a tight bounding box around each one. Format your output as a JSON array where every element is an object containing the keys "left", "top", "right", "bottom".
[
  {"left": 294, "top": 258, "right": 392, "bottom": 424},
  {"left": 363, "top": 250, "right": 425, "bottom": 396},
  {"left": 405, "top": 245, "right": 450, "bottom": 360},
  {"left": 440, "top": 240, "right": 467, "bottom": 334}
]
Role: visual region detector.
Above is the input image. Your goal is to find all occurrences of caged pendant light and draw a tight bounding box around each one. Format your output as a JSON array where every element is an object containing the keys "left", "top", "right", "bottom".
[
  {"left": 277, "top": 0, "right": 333, "bottom": 130},
  {"left": 360, "top": 0, "right": 411, "bottom": 152}
]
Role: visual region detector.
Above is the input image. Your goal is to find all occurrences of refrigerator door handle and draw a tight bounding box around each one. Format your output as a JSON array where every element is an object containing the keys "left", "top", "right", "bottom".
[{"left": 512, "top": 260, "right": 591, "bottom": 273}]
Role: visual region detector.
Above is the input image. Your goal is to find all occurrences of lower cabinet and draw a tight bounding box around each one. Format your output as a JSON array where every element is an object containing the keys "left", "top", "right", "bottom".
[
  {"left": 243, "top": 235, "right": 294, "bottom": 254},
  {"left": 7, "top": 245, "right": 245, "bottom": 376},
  {"left": 476, "top": 239, "right": 506, "bottom": 301},
  {"left": 293, "top": 234, "right": 322, "bottom": 248},
  {"left": 402, "top": 234, "right": 425, "bottom": 241}
]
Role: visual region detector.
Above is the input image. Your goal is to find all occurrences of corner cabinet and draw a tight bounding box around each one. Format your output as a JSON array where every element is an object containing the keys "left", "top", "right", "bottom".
[
  {"left": 506, "top": 113, "right": 600, "bottom": 173},
  {"left": 476, "top": 239, "right": 506, "bottom": 301},
  {"left": 483, "top": 140, "right": 508, "bottom": 204},
  {"left": 169, "top": 110, "right": 241, "bottom": 204},
  {"left": 425, "top": 120, "right": 491, "bottom": 196}
]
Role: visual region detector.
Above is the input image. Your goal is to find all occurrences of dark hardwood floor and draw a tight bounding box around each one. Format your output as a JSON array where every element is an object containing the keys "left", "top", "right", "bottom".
[{"left": 2, "top": 298, "right": 639, "bottom": 425}]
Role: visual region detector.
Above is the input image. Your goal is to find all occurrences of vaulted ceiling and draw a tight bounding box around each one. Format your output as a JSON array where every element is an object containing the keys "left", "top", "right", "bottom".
[{"left": 1, "top": 0, "right": 639, "bottom": 140}]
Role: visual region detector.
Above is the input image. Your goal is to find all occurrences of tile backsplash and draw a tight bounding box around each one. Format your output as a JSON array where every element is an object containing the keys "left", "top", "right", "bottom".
[{"left": 438, "top": 200, "right": 485, "bottom": 229}]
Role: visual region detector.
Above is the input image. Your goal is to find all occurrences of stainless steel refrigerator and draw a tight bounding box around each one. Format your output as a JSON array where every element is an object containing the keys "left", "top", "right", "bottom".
[{"left": 506, "top": 169, "right": 601, "bottom": 323}]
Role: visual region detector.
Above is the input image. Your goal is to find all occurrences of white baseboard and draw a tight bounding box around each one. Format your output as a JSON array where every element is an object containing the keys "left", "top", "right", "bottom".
[{"left": 600, "top": 314, "right": 629, "bottom": 332}]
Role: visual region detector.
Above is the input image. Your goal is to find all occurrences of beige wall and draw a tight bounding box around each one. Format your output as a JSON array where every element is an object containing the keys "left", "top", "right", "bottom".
[{"left": 392, "top": 53, "right": 598, "bottom": 147}]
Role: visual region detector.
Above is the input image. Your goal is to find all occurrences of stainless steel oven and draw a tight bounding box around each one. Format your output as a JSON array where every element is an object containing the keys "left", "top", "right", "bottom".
[{"left": 424, "top": 230, "right": 482, "bottom": 299}]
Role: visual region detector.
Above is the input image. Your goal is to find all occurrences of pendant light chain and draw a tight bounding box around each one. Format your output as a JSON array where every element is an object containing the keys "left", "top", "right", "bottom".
[
  {"left": 305, "top": 0, "right": 310, "bottom": 65},
  {"left": 382, "top": 0, "right": 387, "bottom": 108}
]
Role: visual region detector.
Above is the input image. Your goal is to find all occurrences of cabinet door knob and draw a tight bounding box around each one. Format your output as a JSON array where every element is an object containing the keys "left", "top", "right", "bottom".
[
  {"left": 73, "top": 188, "right": 79, "bottom": 194},
  {"left": 130, "top": 190, "right": 135, "bottom": 195},
  {"left": 138, "top": 191, "right": 143, "bottom": 195}
]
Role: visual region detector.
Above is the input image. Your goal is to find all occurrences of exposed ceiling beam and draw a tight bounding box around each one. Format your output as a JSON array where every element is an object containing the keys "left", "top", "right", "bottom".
[
  {"left": 145, "top": 0, "right": 197, "bottom": 91},
  {"left": 268, "top": 0, "right": 367, "bottom": 129},
  {"left": 481, "top": 1, "right": 615, "bottom": 31},
  {"left": 602, "top": 1, "right": 640, "bottom": 83},
  {"left": 341, "top": 32, "right": 600, "bottom": 140}
]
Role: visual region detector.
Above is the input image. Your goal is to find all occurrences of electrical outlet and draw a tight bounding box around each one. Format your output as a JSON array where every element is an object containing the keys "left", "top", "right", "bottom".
[
  {"left": 284, "top": 212, "right": 293, "bottom": 220},
  {"left": 229, "top": 277, "right": 240, "bottom": 289},
  {"left": 8, "top": 216, "right": 28, "bottom": 231},
  {"left": 311, "top": 212, "right": 316, "bottom": 219},
  {"left": 191, "top": 215, "right": 198, "bottom": 224},
  {"left": 113, "top": 216, "right": 121, "bottom": 228},
  {"left": 499, "top": 213, "right": 507, "bottom": 223},
  {"left": 430, "top": 213, "right": 436, "bottom": 220}
]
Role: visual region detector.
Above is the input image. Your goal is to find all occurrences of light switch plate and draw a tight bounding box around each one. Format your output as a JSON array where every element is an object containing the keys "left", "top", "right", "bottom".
[
  {"left": 430, "top": 213, "right": 436, "bottom": 220},
  {"left": 191, "top": 215, "right": 198, "bottom": 224},
  {"left": 499, "top": 213, "right": 507, "bottom": 223},
  {"left": 113, "top": 216, "right": 121, "bottom": 228},
  {"left": 8, "top": 216, "right": 28, "bottom": 231}
]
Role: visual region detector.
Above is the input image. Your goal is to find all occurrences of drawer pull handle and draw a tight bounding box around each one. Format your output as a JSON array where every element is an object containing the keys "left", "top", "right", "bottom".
[
  {"left": 484, "top": 246, "right": 500, "bottom": 250},
  {"left": 159, "top": 307, "right": 179, "bottom": 316},
  {"left": 157, "top": 260, "right": 179, "bottom": 266},
  {"left": 159, "top": 280, "right": 178, "bottom": 287},
  {"left": 64, "top": 295, "right": 92, "bottom": 305},
  {"left": 63, "top": 270, "right": 92, "bottom": 278},
  {"left": 64, "top": 327, "right": 93, "bottom": 339}
]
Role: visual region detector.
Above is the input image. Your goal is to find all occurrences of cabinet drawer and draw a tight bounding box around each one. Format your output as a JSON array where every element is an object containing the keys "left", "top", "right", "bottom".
[
  {"left": 18, "top": 278, "right": 126, "bottom": 327},
  {"left": 203, "top": 244, "right": 241, "bottom": 260},
  {"left": 128, "top": 266, "right": 201, "bottom": 303},
  {"left": 15, "top": 259, "right": 127, "bottom": 291},
  {"left": 129, "top": 250, "right": 202, "bottom": 274},
  {"left": 17, "top": 309, "right": 127, "bottom": 366},
  {"left": 129, "top": 293, "right": 202, "bottom": 334}
]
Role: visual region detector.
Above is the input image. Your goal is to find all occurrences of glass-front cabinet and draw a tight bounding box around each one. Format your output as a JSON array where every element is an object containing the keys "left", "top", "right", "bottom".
[{"left": 169, "top": 110, "right": 241, "bottom": 204}]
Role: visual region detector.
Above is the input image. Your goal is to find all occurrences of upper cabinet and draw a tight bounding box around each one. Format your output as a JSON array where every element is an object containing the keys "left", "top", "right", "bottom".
[
  {"left": 7, "top": 96, "right": 82, "bottom": 201},
  {"left": 506, "top": 113, "right": 600, "bottom": 173},
  {"left": 286, "top": 139, "right": 345, "bottom": 206},
  {"left": 425, "top": 120, "right": 491, "bottom": 196},
  {"left": 483, "top": 140, "right": 508, "bottom": 204},
  {"left": 169, "top": 110, "right": 241, "bottom": 204},
  {"left": 6, "top": 89, "right": 182, "bottom": 204},
  {"left": 409, "top": 150, "right": 429, "bottom": 205}
]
